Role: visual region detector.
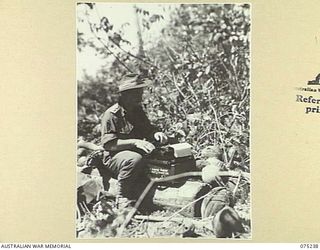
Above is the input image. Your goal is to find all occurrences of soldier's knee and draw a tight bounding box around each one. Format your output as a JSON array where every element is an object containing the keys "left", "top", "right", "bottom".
[
  {"left": 117, "top": 151, "right": 145, "bottom": 180},
  {"left": 125, "top": 151, "right": 143, "bottom": 166},
  {"left": 114, "top": 150, "right": 144, "bottom": 169}
]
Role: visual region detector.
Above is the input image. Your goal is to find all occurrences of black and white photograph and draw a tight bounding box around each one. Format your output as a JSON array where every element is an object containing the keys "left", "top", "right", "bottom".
[{"left": 76, "top": 2, "right": 251, "bottom": 239}]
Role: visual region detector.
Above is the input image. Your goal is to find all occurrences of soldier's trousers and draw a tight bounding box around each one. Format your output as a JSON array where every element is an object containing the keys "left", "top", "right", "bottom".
[{"left": 99, "top": 150, "right": 150, "bottom": 200}]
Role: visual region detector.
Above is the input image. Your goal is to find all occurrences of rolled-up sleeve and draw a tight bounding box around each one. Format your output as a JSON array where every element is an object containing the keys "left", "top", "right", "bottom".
[{"left": 101, "top": 111, "right": 118, "bottom": 146}]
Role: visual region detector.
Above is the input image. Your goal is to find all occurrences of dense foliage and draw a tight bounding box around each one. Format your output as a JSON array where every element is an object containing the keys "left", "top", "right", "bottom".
[{"left": 78, "top": 4, "right": 250, "bottom": 166}]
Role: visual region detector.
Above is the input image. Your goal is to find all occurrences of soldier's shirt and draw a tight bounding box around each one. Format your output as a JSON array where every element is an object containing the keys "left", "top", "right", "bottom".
[{"left": 100, "top": 103, "right": 157, "bottom": 150}]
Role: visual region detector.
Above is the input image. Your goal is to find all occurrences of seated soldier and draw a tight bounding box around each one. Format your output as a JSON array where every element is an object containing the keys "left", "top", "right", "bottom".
[{"left": 99, "top": 73, "right": 167, "bottom": 209}]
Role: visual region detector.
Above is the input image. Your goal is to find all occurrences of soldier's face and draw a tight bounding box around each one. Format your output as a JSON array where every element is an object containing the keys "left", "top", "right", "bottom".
[{"left": 125, "top": 88, "right": 143, "bottom": 106}]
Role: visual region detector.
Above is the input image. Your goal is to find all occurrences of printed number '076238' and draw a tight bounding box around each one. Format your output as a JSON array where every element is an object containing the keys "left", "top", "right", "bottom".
[{"left": 300, "top": 244, "right": 319, "bottom": 249}]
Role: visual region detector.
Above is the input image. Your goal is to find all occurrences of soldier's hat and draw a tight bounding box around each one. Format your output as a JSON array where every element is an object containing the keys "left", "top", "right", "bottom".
[{"left": 118, "top": 73, "right": 152, "bottom": 92}]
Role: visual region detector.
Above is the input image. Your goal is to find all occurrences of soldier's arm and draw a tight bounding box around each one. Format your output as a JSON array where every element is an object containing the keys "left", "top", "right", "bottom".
[
  {"left": 136, "top": 106, "right": 160, "bottom": 141},
  {"left": 138, "top": 107, "right": 168, "bottom": 144},
  {"left": 101, "top": 111, "right": 154, "bottom": 153},
  {"left": 103, "top": 138, "right": 136, "bottom": 151},
  {"left": 104, "top": 139, "right": 155, "bottom": 154}
]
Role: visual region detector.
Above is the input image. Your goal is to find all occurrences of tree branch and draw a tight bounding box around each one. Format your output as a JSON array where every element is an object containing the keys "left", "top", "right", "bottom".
[
  {"left": 85, "top": 13, "right": 133, "bottom": 72},
  {"left": 107, "top": 35, "right": 159, "bottom": 69},
  {"left": 208, "top": 89, "right": 228, "bottom": 163}
]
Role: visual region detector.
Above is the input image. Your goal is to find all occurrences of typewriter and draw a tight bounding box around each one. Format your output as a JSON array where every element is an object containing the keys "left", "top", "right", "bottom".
[{"left": 145, "top": 142, "right": 197, "bottom": 182}]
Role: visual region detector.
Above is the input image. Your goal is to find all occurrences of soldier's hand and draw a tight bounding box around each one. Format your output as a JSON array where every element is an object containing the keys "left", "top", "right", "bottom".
[
  {"left": 154, "top": 132, "right": 168, "bottom": 145},
  {"left": 134, "top": 139, "right": 155, "bottom": 154}
]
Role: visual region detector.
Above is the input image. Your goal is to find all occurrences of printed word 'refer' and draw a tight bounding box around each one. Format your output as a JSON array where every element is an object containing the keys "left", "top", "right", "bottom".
[{"left": 296, "top": 95, "right": 320, "bottom": 114}]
